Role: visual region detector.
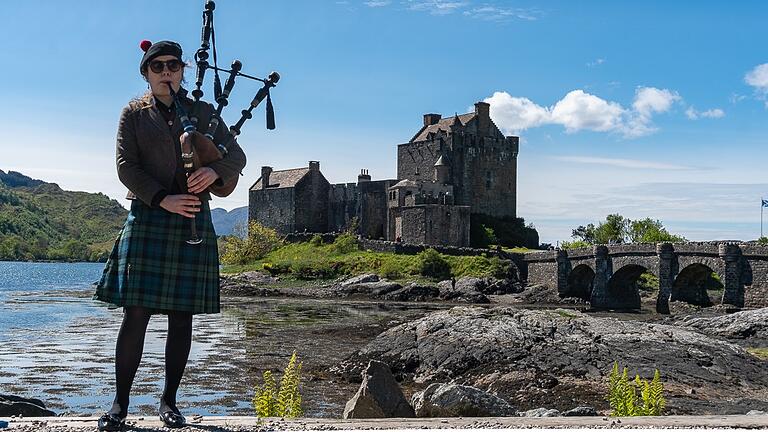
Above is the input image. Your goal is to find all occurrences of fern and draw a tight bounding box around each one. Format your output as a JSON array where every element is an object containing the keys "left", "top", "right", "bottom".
[
  {"left": 252, "top": 351, "right": 304, "bottom": 418},
  {"left": 606, "top": 362, "right": 665, "bottom": 416}
]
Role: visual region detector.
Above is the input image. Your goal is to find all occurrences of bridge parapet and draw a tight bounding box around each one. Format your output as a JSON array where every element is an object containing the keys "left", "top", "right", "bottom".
[{"left": 522, "top": 241, "right": 768, "bottom": 312}]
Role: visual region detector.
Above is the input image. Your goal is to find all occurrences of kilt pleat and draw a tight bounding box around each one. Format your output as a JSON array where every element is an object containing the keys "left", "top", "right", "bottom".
[{"left": 94, "top": 199, "right": 220, "bottom": 314}]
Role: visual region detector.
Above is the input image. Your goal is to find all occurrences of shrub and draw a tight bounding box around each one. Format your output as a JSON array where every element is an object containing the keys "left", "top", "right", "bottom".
[
  {"left": 309, "top": 234, "right": 323, "bottom": 246},
  {"left": 560, "top": 240, "right": 591, "bottom": 250},
  {"left": 330, "top": 233, "right": 358, "bottom": 255},
  {"left": 607, "top": 362, "right": 665, "bottom": 416},
  {"left": 221, "top": 221, "right": 283, "bottom": 265},
  {"left": 379, "top": 259, "right": 403, "bottom": 279},
  {"left": 253, "top": 351, "right": 303, "bottom": 418},
  {"left": 418, "top": 248, "right": 451, "bottom": 280},
  {"left": 758, "top": 237, "right": 768, "bottom": 245}
]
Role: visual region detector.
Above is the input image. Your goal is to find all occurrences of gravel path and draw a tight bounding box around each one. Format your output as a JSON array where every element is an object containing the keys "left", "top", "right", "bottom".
[{"left": 3, "top": 415, "right": 768, "bottom": 431}]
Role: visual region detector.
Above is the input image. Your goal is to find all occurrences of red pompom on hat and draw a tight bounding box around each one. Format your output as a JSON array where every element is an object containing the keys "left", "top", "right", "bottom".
[{"left": 140, "top": 39, "right": 152, "bottom": 52}]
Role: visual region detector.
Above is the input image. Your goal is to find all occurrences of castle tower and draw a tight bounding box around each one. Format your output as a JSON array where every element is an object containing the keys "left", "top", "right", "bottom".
[{"left": 434, "top": 155, "right": 449, "bottom": 184}]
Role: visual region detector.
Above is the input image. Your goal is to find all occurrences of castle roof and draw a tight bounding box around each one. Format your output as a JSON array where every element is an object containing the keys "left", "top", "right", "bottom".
[
  {"left": 390, "top": 179, "right": 418, "bottom": 189},
  {"left": 250, "top": 167, "right": 309, "bottom": 190},
  {"left": 410, "top": 113, "right": 475, "bottom": 142},
  {"left": 434, "top": 155, "right": 447, "bottom": 166}
]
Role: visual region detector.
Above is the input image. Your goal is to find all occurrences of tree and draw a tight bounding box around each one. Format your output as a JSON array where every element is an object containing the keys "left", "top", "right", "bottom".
[
  {"left": 568, "top": 214, "right": 683, "bottom": 245},
  {"left": 628, "top": 218, "right": 685, "bottom": 243}
]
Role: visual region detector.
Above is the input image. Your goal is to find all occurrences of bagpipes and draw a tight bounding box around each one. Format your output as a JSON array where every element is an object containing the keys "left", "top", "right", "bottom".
[{"left": 169, "top": 0, "right": 279, "bottom": 244}]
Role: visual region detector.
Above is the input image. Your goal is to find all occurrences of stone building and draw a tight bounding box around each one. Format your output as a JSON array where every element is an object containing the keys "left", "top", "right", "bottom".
[{"left": 248, "top": 101, "right": 519, "bottom": 247}]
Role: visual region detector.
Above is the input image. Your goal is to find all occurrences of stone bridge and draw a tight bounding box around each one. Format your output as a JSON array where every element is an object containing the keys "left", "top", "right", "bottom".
[{"left": 519, "top": 242, "right": 768, "bottom": 313}]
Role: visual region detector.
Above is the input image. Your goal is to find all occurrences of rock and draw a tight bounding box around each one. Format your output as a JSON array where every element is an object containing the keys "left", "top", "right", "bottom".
[
  {"left": 382, "top": 283, "right": 440, "bottom": 302},
  {"left": 342, "top": 360, "right": 415, "bottom": 419},
  {"left": 219, "top": 272, "right": 281, "bottom": 296},
  {"left": 411, "top": 383, "right": 516, "bottom": 417},
  {"left": 335, "top": 307, "right": 768, "bottom": 414},
  {"left": 482, "top": 277, "right": 524, "bottom": 295},
  {"left": 438, "top": 278, "right": 490, "bottom": 303},
  {"left": 747, "top": 410, "right": 767, "bottom": 415},
  {"left": 520, "top": 408, "right": 560, "bottom": 417},
  {"left": 0, "top": 395, "right": 55, "bottom": 417},
  {"left": 341, "top": 281, "right": 402, "bottom": 297},
  {"left": 341, "top": 274, "right": 380, "bottom": 287},
  {"left": 682, "top": 308, "right": 768, "bottom": 341},
  {"left": 562, "top": 406, "right": 598, "bottom": 416}
]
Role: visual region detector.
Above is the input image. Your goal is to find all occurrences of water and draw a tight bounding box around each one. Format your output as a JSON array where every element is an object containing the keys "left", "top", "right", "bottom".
[
  {"left": 0, "top": 261, "right": 441, "bottom": 417},
  {"left": 0, "top": 262, "right": 106, "bottom": 342}
]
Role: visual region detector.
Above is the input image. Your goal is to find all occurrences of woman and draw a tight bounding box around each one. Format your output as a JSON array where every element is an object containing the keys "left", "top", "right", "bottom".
[{"left": 94, "top": 40, "right": 246, "bottom": 431}]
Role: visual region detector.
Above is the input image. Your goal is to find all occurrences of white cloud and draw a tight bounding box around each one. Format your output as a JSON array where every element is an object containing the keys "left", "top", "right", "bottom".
[
  {"left": 364, "top": 0, "right": 391, "bottom": 6},
  {"left": 407, "top": 0, "right": 468, "bottom": 15},
  {"left": 485, "top": 86, "right": 680, "bottom": 138},
  {"left": 686, "top": 106, "right": 725, "bottom": 120},
  {"left": 553, "top": 156, "right": 697, "bottom": 171},
  {"left": 463, "top": 5, "right": 541, "bottom": 21},
  {"left": 587, "top": 58, "right": 605, "bottom": 68},
  {"left": 551, "top": 90, "right": 625, "bottom": 133},
  {"left": 745, "top": 63, "right": 768, "bottom": 92}
]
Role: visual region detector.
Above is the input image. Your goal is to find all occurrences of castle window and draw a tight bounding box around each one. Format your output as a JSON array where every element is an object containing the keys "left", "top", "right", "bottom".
[{"left": 486, "top": 171, "right": 492, "bottom": 189}]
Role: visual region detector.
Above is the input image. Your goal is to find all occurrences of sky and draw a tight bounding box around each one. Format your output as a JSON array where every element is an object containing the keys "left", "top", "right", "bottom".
[{"left": 1, "top": 0, "right": 767, "bottom": 245}]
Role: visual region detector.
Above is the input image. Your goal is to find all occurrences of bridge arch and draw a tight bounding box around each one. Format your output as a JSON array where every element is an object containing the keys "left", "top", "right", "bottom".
[
  {"left": 605, "top": 264, "right": 646, "bottom": 310},
  {"left": 672, "top": 263, "right": 722, "bottom": 306},
  {"left": 564, "top": 264, "right": 594, "bottom": 301}
]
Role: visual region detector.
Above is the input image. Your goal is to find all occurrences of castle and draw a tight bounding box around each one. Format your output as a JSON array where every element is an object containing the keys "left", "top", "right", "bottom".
[{"left": 248, "top": 102, "right": 519, "bottom": 247}]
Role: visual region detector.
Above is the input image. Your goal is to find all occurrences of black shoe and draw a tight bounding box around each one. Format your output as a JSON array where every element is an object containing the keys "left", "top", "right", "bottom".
[
  {"left": 97, "top": 412, "right": 126, "bottom": 431},
  {"left": 159, "top": 405, "right": 186, "bottom": 429}
]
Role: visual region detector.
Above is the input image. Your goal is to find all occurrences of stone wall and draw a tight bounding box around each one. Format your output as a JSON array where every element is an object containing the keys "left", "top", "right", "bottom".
[
  {"left": 328, "top": 183, "right": 358, "bottom": 232},
  {"left": 294, "top": 169, "right": 330, "bottom": 233},
  {"left": 522, "top": 242, "right": 768, "bottom": 311},
  {"left": 358, "top": 180, "right": 394, "bottom": 240},
  {"left": 456, "top": 135, "right": 518, "bottom": 219},
  {"left": 248, "top": 188, "right": 296, "bottom": 234},
  {"left": 396, "top": 139, "right": 442, "bottom": 182}
]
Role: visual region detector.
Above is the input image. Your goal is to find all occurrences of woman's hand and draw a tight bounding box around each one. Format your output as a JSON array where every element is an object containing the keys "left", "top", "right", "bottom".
[
  {"left": 187, "top": 167, "right": 220, "bottom": 194},
  {"left": 160, "top": 194, "right": 201, "bottom": 218}
]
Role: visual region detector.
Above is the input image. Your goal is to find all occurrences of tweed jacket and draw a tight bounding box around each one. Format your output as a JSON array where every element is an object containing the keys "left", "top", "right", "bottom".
[{"left": 116, "top": 88, "right": 247, "bottom": 206}]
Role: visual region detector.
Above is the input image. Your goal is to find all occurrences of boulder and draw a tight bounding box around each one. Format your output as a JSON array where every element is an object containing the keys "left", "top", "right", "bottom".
[
  {"left": 520, "top": 408, "right": 560, "bottom": 417},
  {"left": 382, "top": 283, "right": 440, "bottom": 302},
  {"left": 562, "top": 406, "right": 598, "bottom": 416},
  {"left": 342, "top": 360, "right": 415, "bottom": 419},
  {"left": 411, "top": 383, "right": 516, "bottom": 417},
  {"left": 682, "top": 308, "right": 768, "bottom": 341},
  {"left": 341, "top": 274, "right": 380, "bottom": 287},
  {"left": 747, "top": 410, "right": 767, "bottom": 415},
  {"left": 341, "top": 281, "right": 402, "bottom": 297},
  {"left": 437, "top": 278, "right": 490, "bottom": 303},
  {"left": 0, "top": 395, "right": 55, "bottom": 417},
  {"left": 482, "top": 277, "right": 524, "bottom": 295},
  {"left": 335, "top": 307, "right": 768, "bottom": 414}
]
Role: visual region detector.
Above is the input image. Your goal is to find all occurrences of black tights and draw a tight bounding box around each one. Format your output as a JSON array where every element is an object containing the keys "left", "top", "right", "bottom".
[{"left": 109, "top": 306, "right": 193, "bottom": 416}]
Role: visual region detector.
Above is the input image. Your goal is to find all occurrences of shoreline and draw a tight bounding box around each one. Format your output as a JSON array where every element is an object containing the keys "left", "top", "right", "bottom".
[{"left": 4, "top": 414, "right": 768, "bottom": 431}]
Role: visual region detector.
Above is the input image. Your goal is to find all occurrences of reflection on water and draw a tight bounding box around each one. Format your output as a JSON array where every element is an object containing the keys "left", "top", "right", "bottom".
[{"left": 0, "top": 267, "right": 444, "bottom": 417}]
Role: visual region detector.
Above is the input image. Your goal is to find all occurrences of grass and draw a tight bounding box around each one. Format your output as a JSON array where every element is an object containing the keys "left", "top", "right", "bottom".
[
  {"left": 221, "top": 239, "right": 513, "bottom": 282},
  {"left": 747, "top": 347, "right": 768, "bottom": 360}
]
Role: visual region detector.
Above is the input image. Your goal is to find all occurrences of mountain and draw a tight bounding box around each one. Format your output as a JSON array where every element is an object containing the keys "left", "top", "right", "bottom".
[
  {"left": 0, "top": 170, "right": 128, "bottom": 261},
  {"left": 210, "top": 206, "right": 248, "bottom": 237}
]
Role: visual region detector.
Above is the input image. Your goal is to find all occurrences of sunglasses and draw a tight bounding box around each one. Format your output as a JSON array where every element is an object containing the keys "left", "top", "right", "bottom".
[{"left": 148, "top": 59, "right": 184, "bottom": 74}]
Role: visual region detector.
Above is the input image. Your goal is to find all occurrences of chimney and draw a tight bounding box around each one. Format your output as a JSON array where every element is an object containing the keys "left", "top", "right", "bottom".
[
  {"left": 309, "top": 161, "right": 320, "bottom": 171},
  {"left": 474, "top": 102, "right": 490, "bottom": 136},
  {"left": 358, "top": 169, "right": 371, "bottom": 183},
  {"left": 423, "top": 113, "right": 442, "bottom": 126},
  {"left": 260, "top": 166, "right": 272, "bottom": 189}
]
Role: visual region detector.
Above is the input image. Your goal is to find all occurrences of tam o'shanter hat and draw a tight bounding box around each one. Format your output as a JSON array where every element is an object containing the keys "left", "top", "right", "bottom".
[{"left": 139, "top": 40, "right": 183, "bottom": 74}]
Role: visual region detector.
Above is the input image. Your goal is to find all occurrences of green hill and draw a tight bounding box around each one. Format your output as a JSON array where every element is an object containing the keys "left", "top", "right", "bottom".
[{"left": 0, "top": 170, "right": 127, "bottom": 262}]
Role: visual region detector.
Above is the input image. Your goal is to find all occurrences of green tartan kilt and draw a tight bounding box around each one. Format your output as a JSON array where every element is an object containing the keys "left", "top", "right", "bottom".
[{"left": 94, "top": 199, "right": 220, "bottom": 314}]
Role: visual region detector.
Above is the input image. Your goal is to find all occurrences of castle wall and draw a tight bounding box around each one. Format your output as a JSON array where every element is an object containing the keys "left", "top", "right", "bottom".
[
  {"left": 294, "top": 170, "right": 330, "bottom": 233},
  {"left": 397, "top": 140, "right": 442, "bottom": 181},
  {"left": 390, "top": 205, "right": 470, "bottom": 247},
  {"left": 456, "top": 135, "right": 518, "bottom": 218},
  {"left": 248, "top": 188, "right": 296, "bottom": 234},
  {"left": 358, "top": 180, "right": 393, "bottom": 240},
  {"left": 328, "top": 183, "right": 359, "bottom": 232}
]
